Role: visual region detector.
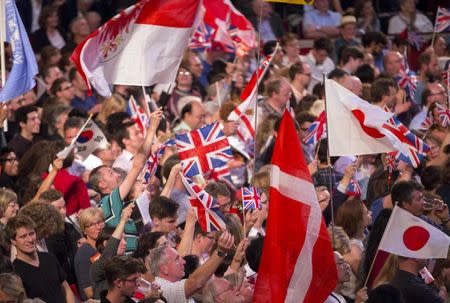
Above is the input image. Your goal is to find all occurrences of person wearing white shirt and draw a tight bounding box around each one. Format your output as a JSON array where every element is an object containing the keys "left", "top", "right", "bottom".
[
  {"left": 300, "top": 38, "right": 336, "bottom": 93},
  {"left": 387, "top": 0, "right": 433, "bottom": 34},
  {"left": 113, "top": 122, "right": 144, "bottom": 173}
]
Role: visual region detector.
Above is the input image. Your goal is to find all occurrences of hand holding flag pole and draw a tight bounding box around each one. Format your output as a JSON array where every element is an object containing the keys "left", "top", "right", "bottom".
[{"left": 57, "top": 114, "right": 93, "bottom": 159}]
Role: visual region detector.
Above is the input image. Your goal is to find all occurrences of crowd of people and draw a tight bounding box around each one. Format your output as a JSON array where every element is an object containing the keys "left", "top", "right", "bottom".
[{"left": 0, "top": 0, "right": 449, "bottom": 302}]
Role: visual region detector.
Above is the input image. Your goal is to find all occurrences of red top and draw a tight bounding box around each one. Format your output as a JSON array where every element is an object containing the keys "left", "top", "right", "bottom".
[{"left": 42, "top": 169, "right": 90, "bottom": 216}]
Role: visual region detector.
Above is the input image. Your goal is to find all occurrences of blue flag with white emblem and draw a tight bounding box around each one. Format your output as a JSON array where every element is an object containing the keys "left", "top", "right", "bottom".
[{"left": 0, "top": 0, "right": 38, "bottom": 102}]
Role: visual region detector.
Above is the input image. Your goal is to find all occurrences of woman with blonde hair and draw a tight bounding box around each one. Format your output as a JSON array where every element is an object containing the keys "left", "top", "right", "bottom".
[
  {"left": 0, "top": 188, "right": 19, "bottom": 228},
  {"left": 95, "top": 94, "right": 126, "bottom": 128},
  {"left": 0, "top": 272, "right": 27, "bottom": 302},
  {"left": 74, "top": 207, "right": 105, "bottom": 300}
]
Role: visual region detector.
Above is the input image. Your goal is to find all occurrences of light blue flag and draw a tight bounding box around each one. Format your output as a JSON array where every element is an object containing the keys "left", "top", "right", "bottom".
[{"left": 0, "top": 0, "right": 38, "bottom": 102}]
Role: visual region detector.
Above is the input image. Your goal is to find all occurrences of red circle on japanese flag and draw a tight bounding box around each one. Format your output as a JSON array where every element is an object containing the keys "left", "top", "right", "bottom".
[{"left": 402, "top": 226, "right": 430, "bottom": 251}]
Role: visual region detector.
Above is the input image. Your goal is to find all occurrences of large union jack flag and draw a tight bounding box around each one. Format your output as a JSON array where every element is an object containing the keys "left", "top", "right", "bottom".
[
  {"left": 303, "top": 110, "right": 327, "bottom": 145},
  {"left": 436, "top": 102, "right": 450, "bottom": 127},
  {"left": 382, "top": 114, "right": 429, "bottom": 168},
  {"left": 127, "top": 95, "right": 149, "bottom": 136},
  {"left": 143, "top": 139, "right": 176, "bottom": 183},
  {"left": 180, "top": 175, "right": 226, "bottom": 232},
  {"left": 435, "top": 7, "right": 450, "bottom": 32},
  {"left": 175, "top": 123, "right": 233, "bottom": 178},
  {"left": 241, "top": 187, "right": 262, "bottom": 211}
]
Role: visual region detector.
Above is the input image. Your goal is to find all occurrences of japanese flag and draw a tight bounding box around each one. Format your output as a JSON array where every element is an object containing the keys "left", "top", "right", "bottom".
[{"left": 379, "top": 206, "right": 450, "bottom": 259}]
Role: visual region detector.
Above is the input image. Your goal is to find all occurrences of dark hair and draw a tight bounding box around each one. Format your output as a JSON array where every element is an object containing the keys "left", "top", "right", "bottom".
[
  {"left": 95, "top": 225, "right": 115, "bottom": 253},
  {"left": 391, "top": 180, "right": 424, "bottom": 207},
  {"left": 39, "top": 189, "right": 63, "bottom": 202},
  {"left": 161, "top": 154, "right": 180, "bottom": 181},
  {"left": 149, "top": 196, "right": 179, "bottom": 220},
  {"left": 340, "top": 47, "right": 364, "bottom": 65},
  {"left": 106, "top": 112, "right": 132, "bottom": 134},
  {"left": 266, "top": 78, "right": 283, "bottom": 97},
  {"left": 204, "top": 182, "right": 230, "bottom": 199},
  {"left": 313, "top": 37, "right": 333, "bottom": 54},
  {"left": 133, "top": 231, "right": 165, "bottom": 259},
  {"left": 15, "top": 105, "right": 38, "bottom": 125},
  {"left": 68, "top": 67, "right": 78, "bottom": 82},
  {"left": 370, "top": 78, "right": 397, "bottom": 103},
  {"left": 335, "top": 199, "right": 365, "bottom": 238},
  {"left": 355, "top": 64, "right": 376, "bottom": 83},
  {"left": 38, "top": 5, "right": 59, "bottom": 29},
  {"left": 63, "top": 116, "right": 85, "bottom": 133},
  {"left": 104, "top": 255, "right": 146, "bottom": 287},
  {"left": 114, "top": 120, "right": 136, "bottom": 150},
  {"left": 0, "top": 147, "right": 14, "bottom": 162},
  {"left": 183, "top": 255, "right": 200, "bottom": 279},
  {"left": 288, "top": 62, "right": 304, "bottom": 81},
  {"left": 420, "top": 166, "right": 442, "bottom": 191},
  {"left": 295, "top": 111, "right": 316, "bottom": 126},
  {"left": 294, "top": 95, "right": 317, "bottom": 114},
  {"left": 367, "top": 284, "right": 405, "bottom": 303},
  {"left": 50, "top": 77, "right": 69, "bottom": 96},
  {"left": 4, "top": 215, "right": 35, "bottom": 241},
  {"left": 361, "top": 32, "right": 387, "bottom": 48},
  {"left": 421, "top": 88, "right": 433, "bottom": 107},
  {"left": 246, "top": 236, "right": 264, "bottom": 273},
  {"left": 417, "top": 52, "right": 433, "bottom": 71},
  {"left": 328, "top": 68, "right": 347, "bottom": 81},
  {"left": 263, "top": 40, "right": 278, "bottom": 56}
]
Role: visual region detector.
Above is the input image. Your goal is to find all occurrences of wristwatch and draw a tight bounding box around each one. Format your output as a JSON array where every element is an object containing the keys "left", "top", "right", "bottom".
[{"left": 217, "top": 249, "right": 228, "bottom": 258}]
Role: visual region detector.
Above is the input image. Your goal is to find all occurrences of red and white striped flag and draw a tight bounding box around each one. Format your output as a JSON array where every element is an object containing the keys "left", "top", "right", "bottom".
[
  {"left": 71, "top": 0, "right": 201, "bottom": 97},
  {"left": 254, "top": 110, "right": 337, "bottom": 303},
  {"left": 227, "top": 47, "right": 276, "bottom": 144}
]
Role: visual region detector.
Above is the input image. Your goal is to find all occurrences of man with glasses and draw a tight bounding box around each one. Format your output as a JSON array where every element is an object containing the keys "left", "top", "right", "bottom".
[
  {"left": 288, "top": 62, "right": 311, "bottom": 104},
  {"left": 202, "top": 275, "right": 245, "bottom": 303},
  {"left": 101, "top": 255, "right": 147, "bottom": 303},
  {"left": 411, "top": 83, "right": 448, "bottom": 130}
]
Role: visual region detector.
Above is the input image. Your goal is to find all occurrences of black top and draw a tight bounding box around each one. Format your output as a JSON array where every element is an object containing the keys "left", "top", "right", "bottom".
[
  {"left": 391, "top": 269, "right": 444, "bottom": 303},
  {"left": 100, "top": 290, "right": 135, "bottom": 303},
  {"left": 13, "top": 252, "right": 67, "bottom": 303}
]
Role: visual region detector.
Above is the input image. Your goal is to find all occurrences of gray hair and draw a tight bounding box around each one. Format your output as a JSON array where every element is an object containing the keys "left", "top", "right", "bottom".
[{"left": 147, "top": 245, "right": 169, "bottom": 277}]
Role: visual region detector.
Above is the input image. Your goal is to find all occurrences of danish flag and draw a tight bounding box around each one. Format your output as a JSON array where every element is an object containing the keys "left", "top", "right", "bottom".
[
  {"left": 303, "top": 111, "right": 327, "bottom": 145},
  {"left": 175, "top": 122, "right": 233, "bottom": 178},
  {"left": 180, "top": 175, "right": 226, "bottom": 232},
  {"left": 241, "top": 187, "right": 262, "bottom": 211},
  {"left": 435, "top": 7, "right": 450, "bottom": 33},
  {"left": 228, "top": 48, "right": 277, "bottom": 145}
]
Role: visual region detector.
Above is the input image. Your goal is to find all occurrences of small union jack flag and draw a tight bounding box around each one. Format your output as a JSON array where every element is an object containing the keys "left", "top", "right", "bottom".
[
  {"left": 385, "top": 152, "right": 398, "bottom": 173},
  {"left": 303, "top": 111, "right": 327, "bottom": 146},
  {"left": 395, "top": 72, "right": 417, "bottom": 101},
  {"left": 241, "top": 187, "right": 262, "bottom": 211},
  {"left": 176, "top": 123, "right": 233, "bottom": 178},
  {"left": 435, "top": 7, "right": 450, "bottom": 33},
  {"left": 143, "top": 139, "right": 176, "bottom": 183},
  {"left": 442, "top": 70, "right": 449, "bottom": 87},
  {"left": 189, "top": 20, "right": 215, "bottom": 51},
  {"left": 205, "top": 165, "right": 236, "bottom": 191},
  {"left": 418, "top": 116, "right": 434, "bottom": 132},
  {"left": 180, "top": 175, "right": 226, "bottom": 232},
  {"left": 436, "top": 102, "right": 450, "bottom": 127},
  {"left": 127, "top": 96, "right": 150, "bottom": 136},
  {"left": 346, "top": 179, "right": 362, "bottom": 198},
  {"left": 382, "top": 115, "right": 429, "bottom": 168}
]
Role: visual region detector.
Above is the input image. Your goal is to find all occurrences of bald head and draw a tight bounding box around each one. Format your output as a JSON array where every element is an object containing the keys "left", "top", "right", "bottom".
[
  {"left": 383, "top": 51, "right": 403, "bottom": 76},
  {"left": 342, "top": 76, "right": 363, "bottom": 97}
]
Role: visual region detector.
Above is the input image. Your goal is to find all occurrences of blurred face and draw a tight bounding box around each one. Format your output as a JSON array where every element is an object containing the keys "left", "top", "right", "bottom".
[
  {"left": 64, "top": 126, "right": 80, "bottom": 145},
  {"left": 334, "top": 252, "right": 351, "bottom": 283},
  {"left": 96, "top": 144, "right": 116, "bottom": 163},
  {"left": 341, "top": 23, "right": 356, "bottom": 40},
  {"left": 312, "top": 49, "right": 329, "bottom": 65},
  {"left": 361, "top": 204, "right": 372, "bottom": 228},
  {"left": 386, "top": 52, "right": 403, "bottom": 75},
  {"left": 299, "top": 121, "right": 312, "bottom": 140},
  {"left": 45, "top": 67, "right": 63, "bottom": 86},
  {"left": 12, "top": 227, "right": 36, "bottom": 255},
  {"left": 73, "top": 17, "right": 90, "bottom": 36},
  {"left": 213, "top": 278, "right": 244, "bottom": 303},
  {"left": 84, "top": 216, "right": 105, "bottom": 241},
  {"left": 153, "top": 216, "right": 178, "bottom": 233},
  {"left": 251, "top": 0, "right": 272, "bottom": 19},
  {"left": 22, "top": 111, "right": 41, "bottom": 135},
  {"left": 426, "top": 55, "right": 441, "bottom": 77},
  {"left": 57, "top": 82, "right": 75, "bottom": 102},
  {"left": 110, "top": 140, "right": 122, "bottom": 159},
  {"left": 189, "top": 56, "right": 203, "bottom": 78},
  {"left": 300, "top": 63, "right": 312, "bottom": 87},
  {"left": 99, "top": 167, "right": 121, "bottom": 192},
  {"left": 403, "top": 190, "right": 424, "bottom": 216},
  {"left": 314, "top": 0, "right": 330, "bottom": 12},
  {"left": 0, "top": 289, "right": 18, "bottom": 303},
  {"left": 3, "top": 200, "right": 19, "bottom": 220},
  {"left": 362, "top": 1, "right": 374, "bottom": 15},
  {"left": 434, "top": 37, "right": 447, "bottom": 56},
  {"left": 197, "top": 232, "right": 215, "bottom": 254},
  {"left": 51, "top": 198, "right": 67, "bottom": 219},
  {"left": 401, "top": 0, "right": 416, "bottom": 14},
  {"left": 284, "top": 39, "right": 300, "bottom": 58},
  {"left": 185, "top": 102, "right": 205, "bottom": 129},
  {"left": 2, "top": 152, "right": 19, "bottom": 176},
  {"left": 239, "top": 278, "right": 254, "bottom": 303},
  {"left": 274, "top": 80, "right": 292, "bottom": 107},
  {"left": 426, "top": 139, "right": 440, "bottom": 159},
  {"left": 118, "top": 274, "right": 141, "bottom": 297},
  {"left": 163, "top": 247, "right": 186, "bottom": 281},
  {"left": 177, "top": 68, "right": 193, "bottom": 87},
  {"left": 46, "top": 12, "right": 59, "bottom": 28},
  {"left": 124, "top": 124, "right": 144, "bottom": 152},
  {"left": 428, "top": 83, "right": 447, "bottom": 105},
  {"left": 316, "top": 189, "right": 330, "bottom": 211}
]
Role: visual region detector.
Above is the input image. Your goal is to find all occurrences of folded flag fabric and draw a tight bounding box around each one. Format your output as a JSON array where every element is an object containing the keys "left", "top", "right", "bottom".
[{"left": 435, "top": 6, "right": 450, "bottom": 33}]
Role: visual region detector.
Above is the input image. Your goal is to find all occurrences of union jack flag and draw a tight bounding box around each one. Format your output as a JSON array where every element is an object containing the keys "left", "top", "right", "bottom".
[
  {"left": 303, "top": 110, "right": 327, "bottom": 145},
  {"left": 205, "top": 165, "right": 236, "bottom": 191},
  {"left": 189, "top": 20, "right": 215, "bottom": 51},
  {"left": 436, "top": 102, "right": 450, "bottom": 127},
  {"left": 418, "top": 116, "right": 434, "bottom": 132},
  {"left": 143, "top": 139, "right": 176, "bottom": 183},
  {"left": 180, "top": 175, "right": 226, "bottom": 232},
  {"left": 395, "top": 72, "right": 417, "bottom": 101},
  {"left": 176, "top": 123, "right": 233, "bottom": 178},
  {"left": 127, "top": 95, "right": 150, "bottom": 136},
  {"left": 228, "top": 48, "right": 276, "bottom": 145},
  {"left": 241, "top": 187, "right": 262, "bottom": 211},
  {"left": 382, "top": 115, "right": 429, "bottom": 168},
  {"left": 435, "top": 7, "right": 450, "bottom": 33},
  {"left": 346, "top": 179, "right": 362, "bottom": 198},
  {"left": 385, "top": 152, "right": 398, "bottom": 173},
  {"left": 442, "top": 70, "right": 449, "bottom": 87}
]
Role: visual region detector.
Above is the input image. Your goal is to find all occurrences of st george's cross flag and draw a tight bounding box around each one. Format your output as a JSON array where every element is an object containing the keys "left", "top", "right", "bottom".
[
  {"left": 242, "top": 187, "right": 262, "bottom": 211},
  {"left": 378, "top": 206, "right": 450, "bottom": 259},
  {"left": 0, "top": 0, "right": 38, "bottom": 102},
  {"left": 227, "top": 47, "right": 276, "bottom": 144},
  {"left": 175, "top": 122, "right": 233, "bottom": 178},
  {"left": 254, "top": 110, "right": 337, "bottom": 303},
  {"left": 180, "top": 175, "right": 227, "bottom": 232},
  {"left": 71, "top": 0, "right": 201, "bottom": 97}
]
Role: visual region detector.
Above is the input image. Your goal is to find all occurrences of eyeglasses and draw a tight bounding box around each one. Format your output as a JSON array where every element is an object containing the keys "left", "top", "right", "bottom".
[
  {"left": 85, "top": 221, "right": 105, "bottom": 229},
  {"left": 178, "top": 71, "right": 191, "bottom": 76},
  {"left": 121, "top": 276, "right": 141, "bottom": 285},
  {"left": 1, "top": 157, "right": 17, "bottom": 163},
  {"left": 214, "top": 283, "right": 235, "bottom": 298}
]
